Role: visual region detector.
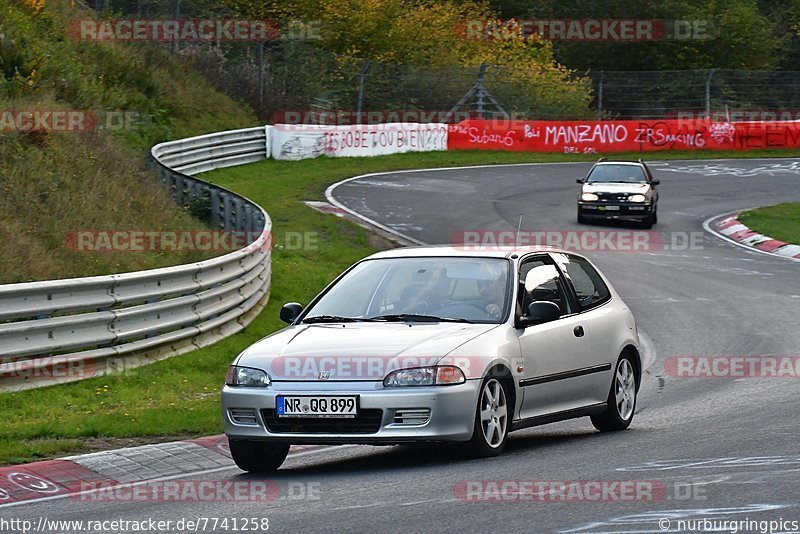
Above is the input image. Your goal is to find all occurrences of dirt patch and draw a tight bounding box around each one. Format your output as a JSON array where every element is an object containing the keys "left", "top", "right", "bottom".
[
  {"left": 20, "top": 434, "right": 207, "bottom": 461},
  {"left": 77, "top": 434, "right": 206, "bottom": 453},
  {"left": 366, "top": 232, "right": 398, "bottom": 251}
]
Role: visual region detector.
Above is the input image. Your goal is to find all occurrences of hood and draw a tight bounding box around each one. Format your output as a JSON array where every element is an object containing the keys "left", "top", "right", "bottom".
[
  {"left": 237, "top": 322, "right": 498, "bottom": 381},
  {"left": 583, "top": 182, "right": 650, "bottom": 194}
]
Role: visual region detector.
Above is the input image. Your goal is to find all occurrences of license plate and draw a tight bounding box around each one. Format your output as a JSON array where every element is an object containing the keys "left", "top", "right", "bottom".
[
  {"left": 276, "top": 396, "right": 358, "bottom": 418},
  {"left": 602, "top": 205, "right": 620, "bottom": 211}
]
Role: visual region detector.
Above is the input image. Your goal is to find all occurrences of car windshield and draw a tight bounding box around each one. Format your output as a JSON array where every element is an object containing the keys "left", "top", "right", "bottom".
[
  {"left": 303, "top": 257, "right": 511, "bottom": 324},
  {"left": 586, "top": 164, "right": 647, "bottom": 183}
]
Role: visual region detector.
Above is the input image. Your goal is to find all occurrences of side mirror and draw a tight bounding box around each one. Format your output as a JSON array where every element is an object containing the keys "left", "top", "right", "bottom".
[
  {"left": 651, "top": 178, "right": 660, "bottom": 186},
  {"left": 519, "top": 301, "right": 561, "bottom": 327},
  {"left": 280, "top": 302, "right": 303, "bottom": 324},
  {"left": 576, "top": 178, "right": 584, "bottom": 184}
]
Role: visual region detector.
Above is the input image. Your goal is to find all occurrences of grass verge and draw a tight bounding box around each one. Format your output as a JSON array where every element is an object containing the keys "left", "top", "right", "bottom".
[
  {"left": 739, "top": 202, "right": 800, "bottom": 245},
  {"left": 1, "top": 148, "right": 798, "bottom": 465},
  {"left": 0, "top": 0, "right": 257, "bottom": 283}
]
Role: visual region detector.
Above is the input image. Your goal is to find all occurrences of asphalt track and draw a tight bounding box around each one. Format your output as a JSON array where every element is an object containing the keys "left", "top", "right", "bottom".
[{"left": 7, "top": 158, "right": 800, "bottom": 533}]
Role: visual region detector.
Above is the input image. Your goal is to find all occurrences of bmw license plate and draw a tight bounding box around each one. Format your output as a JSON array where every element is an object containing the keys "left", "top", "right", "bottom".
[{"left": 276, "top": 396, "right": 358, "bottom": 418}]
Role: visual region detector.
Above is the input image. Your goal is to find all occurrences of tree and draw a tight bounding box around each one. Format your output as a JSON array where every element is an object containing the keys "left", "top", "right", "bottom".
[
  {"left": 218, "top": 0, "right": 594, "bottom": 117},
  {"left": 484, "top": 0, "right": 784, "bottom": 71}
]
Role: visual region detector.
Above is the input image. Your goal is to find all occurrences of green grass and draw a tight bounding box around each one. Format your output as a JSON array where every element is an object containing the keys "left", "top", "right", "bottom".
[
  {"left": 1, "top": 148, "right": 799, "bottom": 466},
  {"left": 739, "top": 202, "right": 800, "bottom": 245},
  {"left": 0, "top": 0, "right": 257, "bottom": 283}
]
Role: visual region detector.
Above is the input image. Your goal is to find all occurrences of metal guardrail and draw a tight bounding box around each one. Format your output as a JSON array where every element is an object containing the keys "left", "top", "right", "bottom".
[{"left": 0, "top": 127, "right": 272, "bottom": 391}]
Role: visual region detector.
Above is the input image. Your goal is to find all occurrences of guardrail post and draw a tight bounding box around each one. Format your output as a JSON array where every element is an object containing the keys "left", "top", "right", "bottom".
[
  {"left": 174, "top": 175, "right": 184, "bottom": 205},
  {"left": 223, "top": 193, "right": 233, "bottom": 230},
  {"left": 245, "top": 205, "right": 255, "bottom": 233},
  {"left": 210, "top": 189, "right": 221, "bottom": 227},
  {"left": 235, "top": 199, "right": 245, "bottom": 230}
]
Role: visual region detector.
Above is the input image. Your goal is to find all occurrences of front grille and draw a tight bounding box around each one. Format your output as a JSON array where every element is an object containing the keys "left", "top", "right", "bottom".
[
  {"left": 596, "top": 192, "right": 628, "bottom": 202},
  {"left": 261, "top": 409, "right": 383, "bottom": 434}
]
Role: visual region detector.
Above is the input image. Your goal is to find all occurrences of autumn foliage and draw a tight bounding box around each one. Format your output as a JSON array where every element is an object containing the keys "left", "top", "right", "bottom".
[{"left": 221, "top": 0, "right": 593, "bottom": 118}]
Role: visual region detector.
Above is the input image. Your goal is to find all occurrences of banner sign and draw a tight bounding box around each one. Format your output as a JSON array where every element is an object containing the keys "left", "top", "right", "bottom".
[
  {"left": 271, "top": 123, "right": 448, "bottom": 160},
  {"left": 447, "top": 119, "right": 800, "bottom": 153}
]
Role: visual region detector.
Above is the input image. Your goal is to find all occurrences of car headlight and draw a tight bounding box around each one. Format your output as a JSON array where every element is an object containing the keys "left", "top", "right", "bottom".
[
  {"left": 628, "top": 194, "right": 647, "bottom": 202},
  {"left": 225, "top": 365, "right": 271, "bottom": 387},
  {"left": 581, "top": 193, "right": 599, "bottom": 201},
  {"left": 383, "top": 366, "right": 466, "bottom": 387}
]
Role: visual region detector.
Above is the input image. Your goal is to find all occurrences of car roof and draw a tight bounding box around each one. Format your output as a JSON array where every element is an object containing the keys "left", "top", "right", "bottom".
[
  {"left": 594, "top": 161, "right": 646, "bottom": 167},
  {"left": 364, "top": 244, "right": 574, "bottom": 261}
]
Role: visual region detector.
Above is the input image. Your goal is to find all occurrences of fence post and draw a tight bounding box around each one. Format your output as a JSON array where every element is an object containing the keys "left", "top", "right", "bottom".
[
  {"left": 171, "top": 0, "right": 182, "bottom": 54},
  {"left": 257, "top": 41, "right": 266, "bottom": 120},
  {"left": 705, "top": 68, "right": 716, "bottom": 118},
  {"left": 475, "top": 63, "right": 488, "bottom": 118},
  {"left": 447, "top": 63, "right": 507, "bottom": 121},
  {"left": 596, "top": 71, "right": 604, "bottom": 119},
  {"left": 356, "top": 62, "right": 372, "bottom": 124}
]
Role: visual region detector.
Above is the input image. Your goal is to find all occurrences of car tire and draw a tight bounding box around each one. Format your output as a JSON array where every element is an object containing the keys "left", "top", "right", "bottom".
[
  {"left": 577, "top": 210, "right": 588, "bottom": 224},
  {"left": 464, "top": 377, "right": 510, "bottom": 457},
  {"left": 641, "top": 208, "right": 656, "bottom": 229},
  {"left": 230, "top": 440, "right": 290, "bottom": 472},
  {"left": 591, "top": 354, "right": 638, "bottom": 432}
]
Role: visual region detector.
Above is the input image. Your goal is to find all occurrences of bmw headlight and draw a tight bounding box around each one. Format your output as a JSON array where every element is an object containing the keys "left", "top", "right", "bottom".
[
  {"left": 225, "top": 365, "right": 271, "bottom": 387},
  {"left": 628, "top": 194, "right": 647, "bottom": 202},
  {"left": 581, "top": 193, "right": 599, "bottom": 201},
  {"left": 383, "top": 366, "right": 466, "bottom": 387}
]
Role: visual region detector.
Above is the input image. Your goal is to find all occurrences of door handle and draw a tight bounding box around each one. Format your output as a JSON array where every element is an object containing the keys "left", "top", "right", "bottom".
[{"left": 573, "top": 326, "right": 585, "bottom": 337}]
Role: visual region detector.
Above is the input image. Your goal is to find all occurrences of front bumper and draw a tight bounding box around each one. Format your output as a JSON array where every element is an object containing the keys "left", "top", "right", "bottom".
[
  {"left": 221, "top": 380, "right": 481, "bottom": 445},
  {"left": 578, "top": 202, "right": 654, "bottom": 222}
]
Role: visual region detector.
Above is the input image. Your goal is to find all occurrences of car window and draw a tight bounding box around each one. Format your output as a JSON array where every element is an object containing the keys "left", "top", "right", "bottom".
[
  {"left": 554, "top": 254, "right": 611, "bottom": 311},
  {"left": 518, "top": 258, "right": 571, "bottom": 316},
  {"left": 304, "top": 257, "right": 512, "bottom": 323},
  {"left": 587, "top": 164, "right": 647, "bottom": 183}
]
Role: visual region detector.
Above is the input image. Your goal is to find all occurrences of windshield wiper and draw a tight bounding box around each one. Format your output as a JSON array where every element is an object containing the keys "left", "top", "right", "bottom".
[
  {"left": 303, "top": 315, "right": 376, "bottom": 323},
  {"left": 367, "top": 314, "right": 472, "bottom": 323}
]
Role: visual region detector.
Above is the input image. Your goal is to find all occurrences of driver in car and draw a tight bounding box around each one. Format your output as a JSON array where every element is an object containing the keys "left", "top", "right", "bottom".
[{"left": 478, "top": 275, "right": 506, "bottom": 320}]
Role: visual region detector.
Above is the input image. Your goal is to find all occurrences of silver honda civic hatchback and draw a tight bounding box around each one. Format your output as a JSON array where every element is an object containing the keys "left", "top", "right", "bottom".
[{"left": 222, "top": 246, "right": 641, "bottom": 471}]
